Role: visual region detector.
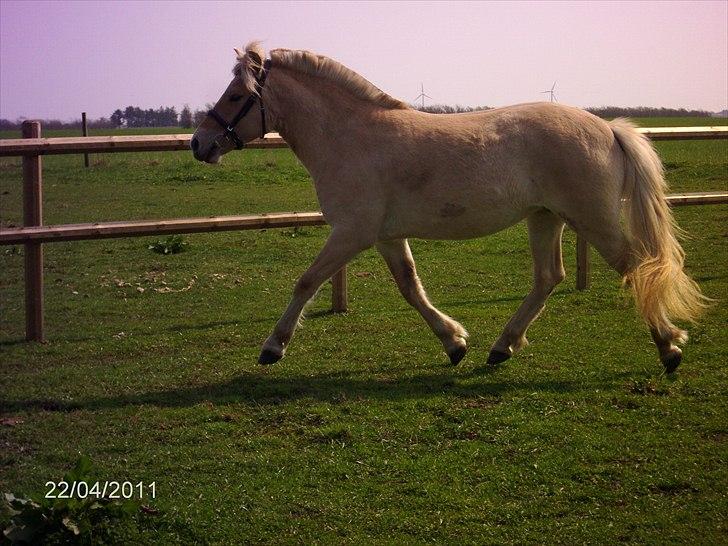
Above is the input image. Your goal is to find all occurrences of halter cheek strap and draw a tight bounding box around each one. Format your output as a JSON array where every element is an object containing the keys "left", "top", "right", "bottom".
[{"left": 207, "top": 59, "right": 271, "bottom": 149}]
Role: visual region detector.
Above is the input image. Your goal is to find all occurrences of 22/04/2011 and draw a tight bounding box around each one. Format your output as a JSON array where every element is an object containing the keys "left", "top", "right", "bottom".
[{"left": 45, "top": 481, "right": 156, "bottom": 499}]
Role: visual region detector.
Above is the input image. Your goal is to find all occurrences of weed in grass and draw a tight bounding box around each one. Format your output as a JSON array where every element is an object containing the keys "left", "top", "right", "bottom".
[
  {"left": 147, "top": 235, "right": 189, "bottom": 255},
  {"left": 280, "top": 226, "right": 310, "bottom": 238},
  {"left": 627, "top": 376, "right": 673, "bottom": 396},
  {"left": 2, "top": 456, "right": 142, "bottom": 544}
]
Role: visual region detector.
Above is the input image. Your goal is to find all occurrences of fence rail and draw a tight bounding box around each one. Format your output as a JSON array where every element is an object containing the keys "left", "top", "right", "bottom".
[
  {"left": 0, "top": 122, "right": 726, "bottom": 341},
  {"left": 0, "top": 212, "right": 326, "bottom": 245},
  {"left": 0, "top": 134, "right": 286, "bottom": 156}
]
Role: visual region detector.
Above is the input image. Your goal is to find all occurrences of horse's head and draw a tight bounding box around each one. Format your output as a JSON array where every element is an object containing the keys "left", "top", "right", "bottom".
[{"left": 191, "top": 42, "right": 269, "bottom": 164}]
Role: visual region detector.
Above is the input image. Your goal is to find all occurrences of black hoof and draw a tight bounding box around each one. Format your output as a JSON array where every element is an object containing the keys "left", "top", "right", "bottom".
[
  {"left": 662, "top": 351, "right": 682, "bottom": 374},
  {"left": 447, "top": 345, "right": 468, "bottom": 366},
  {"left": 258, "top": 349, "right": 282, "bottom": 365},
  {"left": 487, "top": 349, "right": 511, "bottom": 365}
]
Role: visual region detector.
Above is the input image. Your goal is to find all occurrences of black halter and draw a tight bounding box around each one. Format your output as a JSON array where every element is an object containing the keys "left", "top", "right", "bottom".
[{"left": 207, "top": 59, "right": 272, "bottom": 149}]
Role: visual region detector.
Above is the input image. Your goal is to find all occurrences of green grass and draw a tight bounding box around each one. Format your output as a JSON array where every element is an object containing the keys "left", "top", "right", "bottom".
[{"left": 0, "top": 119, "right": 726, "bottom": 543}]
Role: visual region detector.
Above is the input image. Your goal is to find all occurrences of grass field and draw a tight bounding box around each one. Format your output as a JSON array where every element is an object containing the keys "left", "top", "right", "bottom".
[{"left": 0, "top": 117, "right": 726, "bottom": 543}]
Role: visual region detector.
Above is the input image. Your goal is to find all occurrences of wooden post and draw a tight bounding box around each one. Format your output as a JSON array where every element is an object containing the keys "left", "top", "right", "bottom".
[
  {"left": 331, "top": 265, "right": 348, "bottom": 312},
  {"left": 22, "top": 121, "right": 44, "bottom": 342},
  {"left": 576, "top": 233, "right": 590, "bottom": 290},
  {"left": 81, "top": 112, "right": 90, "bottom": 167}
]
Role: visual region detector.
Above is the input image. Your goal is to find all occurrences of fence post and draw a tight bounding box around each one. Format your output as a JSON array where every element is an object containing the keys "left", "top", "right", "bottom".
[
  {"left": 82, "top": 112, "right": 90, "bottom": 167},
  {"left": 576, "top": 233, "right": 590, "bottom": 290},
  {"left": 22, "top": 120, "right": 45, "bottom": 341},
  {"left": 331, "top": 265, "right": 347, "bottom": 312}
]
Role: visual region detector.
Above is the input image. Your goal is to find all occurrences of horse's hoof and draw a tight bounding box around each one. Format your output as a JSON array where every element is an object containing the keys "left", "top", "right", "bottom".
[
  {"left": 447, "top": 345, "right": 468, "bottom": 366},
  {"left": 662, "top": 350, "right": 682, "bottom": 374},
  {"left": 487, "top": 349, "right": 511, "bottom": 365},
  {"left": 258, "top": 349, "right": 282, "bottom": 365}
]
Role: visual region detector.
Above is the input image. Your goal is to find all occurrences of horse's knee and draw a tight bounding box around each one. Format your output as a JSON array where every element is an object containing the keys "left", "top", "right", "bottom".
[{"left": 294, "top": 275, "right": 315, "bottom": 296}]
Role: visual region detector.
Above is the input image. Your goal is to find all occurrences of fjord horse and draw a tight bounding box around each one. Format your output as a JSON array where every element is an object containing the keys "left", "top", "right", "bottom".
[{"left": 191, "top": 43, "right": 707, "bottom": 372}]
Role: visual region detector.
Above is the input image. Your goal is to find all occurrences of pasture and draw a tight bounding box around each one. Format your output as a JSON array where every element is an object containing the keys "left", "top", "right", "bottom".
[{"left": 1, "top": 118, "right": 726, "bottom": 543}]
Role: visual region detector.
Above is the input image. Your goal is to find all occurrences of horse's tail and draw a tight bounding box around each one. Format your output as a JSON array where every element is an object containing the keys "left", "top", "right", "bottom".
[{"left": 610, "top": 117, "right": 709, "bottom": 341}]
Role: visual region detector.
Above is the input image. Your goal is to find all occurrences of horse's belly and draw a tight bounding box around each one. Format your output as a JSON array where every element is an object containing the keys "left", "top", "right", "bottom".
[{"left": 379, "top": 204, "right": 527, "bottom": 241}]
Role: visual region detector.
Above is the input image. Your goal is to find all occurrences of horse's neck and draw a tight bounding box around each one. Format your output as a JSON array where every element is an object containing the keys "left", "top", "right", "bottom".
[{"left": 266, "top": 70, "right": 373, "bottom": 177}]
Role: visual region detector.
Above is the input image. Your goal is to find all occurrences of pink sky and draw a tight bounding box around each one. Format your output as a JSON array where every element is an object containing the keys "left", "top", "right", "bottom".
[{"left": 1, "top": 0, "right": 726, "bottom": 120}]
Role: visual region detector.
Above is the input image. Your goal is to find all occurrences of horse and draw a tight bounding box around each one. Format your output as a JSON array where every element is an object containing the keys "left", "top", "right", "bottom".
[{"left": 191, "top": 42, "right": 708, "bottom": 372}]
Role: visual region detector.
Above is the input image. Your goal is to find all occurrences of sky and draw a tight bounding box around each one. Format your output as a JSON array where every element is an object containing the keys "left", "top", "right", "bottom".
[{"left": 0, "top": 0, "right": 726, "bottom": 121}]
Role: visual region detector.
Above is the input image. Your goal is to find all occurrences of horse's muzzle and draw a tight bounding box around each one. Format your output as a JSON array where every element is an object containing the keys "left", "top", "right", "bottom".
[{"left": 191, "top": 136, "right": 221, "bottom": 164}]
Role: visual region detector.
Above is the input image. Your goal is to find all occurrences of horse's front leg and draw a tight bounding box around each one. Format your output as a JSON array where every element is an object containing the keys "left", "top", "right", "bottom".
[
  {"left": 377, "top": 239, "right": 468, "bottom": 365},
  {"left": 259, "top": 228, "right": 371, "bottom": 365}
]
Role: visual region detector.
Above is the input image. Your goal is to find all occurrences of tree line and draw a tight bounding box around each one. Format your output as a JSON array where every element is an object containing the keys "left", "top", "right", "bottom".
[
  {"left": 584, "top": 106, "right": 715, "bottom": 118},
  {"left": 414, "top": 104, "right": 716, "bottom": 117},
  {"left": 0, "top": 103, "right": 719, "bottom": 131},
  {"left": 0, "top": 104, "right": 211, "bottom": 131}
]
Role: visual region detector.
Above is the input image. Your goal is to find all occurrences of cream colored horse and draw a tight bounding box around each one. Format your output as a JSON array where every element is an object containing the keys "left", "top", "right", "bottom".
[{"left": 192, "top": 42, "right": 707, "bottom": 372}]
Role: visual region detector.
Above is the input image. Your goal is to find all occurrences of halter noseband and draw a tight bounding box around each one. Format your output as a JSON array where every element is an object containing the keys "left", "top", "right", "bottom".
[{"left": 207, "top": 59, "right": 272, "bottom": 149}]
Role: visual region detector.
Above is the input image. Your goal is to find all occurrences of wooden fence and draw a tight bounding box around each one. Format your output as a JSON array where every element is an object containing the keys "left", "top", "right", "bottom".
[{"left": 0, "top": 122, "right": 726, "bottom": 342}]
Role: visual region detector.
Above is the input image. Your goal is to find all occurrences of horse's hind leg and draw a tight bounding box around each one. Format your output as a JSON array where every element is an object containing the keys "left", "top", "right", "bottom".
[
  {"left": 488, "top": 209, "right": 566, "bottom": 364},
  {"left": 576, "top": 216, "right": 685, "bottom": 371},
  {"left": 377, "top": 239, "right": 469, "bottom": 365}
]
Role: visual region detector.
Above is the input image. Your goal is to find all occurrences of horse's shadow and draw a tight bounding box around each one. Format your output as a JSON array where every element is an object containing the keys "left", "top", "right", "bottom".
[{"left": 1, "top": 364, "right": 635, "bottom": 414}]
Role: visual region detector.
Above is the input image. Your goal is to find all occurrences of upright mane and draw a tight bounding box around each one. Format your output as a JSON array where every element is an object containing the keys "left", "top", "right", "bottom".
[{"left": 269, "top": 48, "right": 410, "bottom": 110}]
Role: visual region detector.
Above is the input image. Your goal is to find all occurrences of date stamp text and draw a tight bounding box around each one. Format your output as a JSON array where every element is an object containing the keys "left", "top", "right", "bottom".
[{"left": 45, "top": 481, "right": 156, "bottom": 500}]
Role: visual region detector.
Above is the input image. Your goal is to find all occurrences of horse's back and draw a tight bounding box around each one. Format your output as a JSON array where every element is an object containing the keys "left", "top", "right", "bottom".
[{"left": 376, "top": 103, "right": 621, "bottom": 240}]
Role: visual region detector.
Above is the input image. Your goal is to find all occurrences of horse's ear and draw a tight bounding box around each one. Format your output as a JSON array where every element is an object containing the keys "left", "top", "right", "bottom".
[
  {"left": 232, "top": 42, "right": 265, "bottom": 88},
  {"left": 243, "top": 41, "right": 265, "bottom": 75},
  {"left": 246, "top": 49, "right": 263, "bottom": 72}
]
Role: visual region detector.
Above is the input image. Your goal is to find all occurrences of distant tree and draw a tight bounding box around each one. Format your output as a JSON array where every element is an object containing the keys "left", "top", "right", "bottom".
[
  {"left": 89, "top": 117, "right": 114, "bottom": 129},
  {"left": 0, "top": 119, "right": 18, "bottom": 130},
  {"left": 122, "top": 106, "right": 141, "bottom": 127},
  {"left": 158, "top": 106, "right": 178, "bottom": 126},
  {"left": 192, "top": 109, "right": 206, "bottom": 127},
  {"left": 192, "top": 103, "right": 214, "bottom": 127},
  {"left": 110, "top": 105, "right": 181, "bottom": 128},
  {"left": 144, "top": 108, "right": 154, "bottom": 127},
  {"left": 110, "top": 109, "right": 124, "bottom": 127},
  {"left": 180, "top": 105, "right": 193, "bottom": 128}
]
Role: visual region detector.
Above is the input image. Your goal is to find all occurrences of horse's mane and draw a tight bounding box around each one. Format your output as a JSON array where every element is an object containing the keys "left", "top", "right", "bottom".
[{"left": 234, "top": 43, "right": 409, "bottom": 110}]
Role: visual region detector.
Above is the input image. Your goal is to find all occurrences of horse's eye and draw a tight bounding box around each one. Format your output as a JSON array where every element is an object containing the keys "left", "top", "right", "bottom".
[{"left": 229, "top": 94, "right": 243, "bottom": 102}]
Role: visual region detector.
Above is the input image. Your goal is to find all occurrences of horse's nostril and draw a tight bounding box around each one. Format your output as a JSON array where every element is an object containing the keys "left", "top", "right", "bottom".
[{"left": 190, "top": 136, "right": 199, "bottom": 152}]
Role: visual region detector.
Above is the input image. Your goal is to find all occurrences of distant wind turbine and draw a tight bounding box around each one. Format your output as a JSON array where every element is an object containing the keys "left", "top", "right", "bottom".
[
  {"left": 541, "top": 81, "right": 557, "bottom": 102},
  {"left": 414, "top": 83, "right": 433, "bottom": 109}
]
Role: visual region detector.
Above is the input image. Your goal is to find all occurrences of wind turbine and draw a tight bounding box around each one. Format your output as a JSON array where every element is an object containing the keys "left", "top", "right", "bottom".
[
  {"left": 541, "top": 81, "right": 557, "bottom": 102},
  {"left": 414, "top": 83, "right": 433, "bottom": 109}
]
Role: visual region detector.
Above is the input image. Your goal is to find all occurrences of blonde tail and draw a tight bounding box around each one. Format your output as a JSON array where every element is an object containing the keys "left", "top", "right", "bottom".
[{"left": 610, "top": 118, "right": 709, "bottom": 342}]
